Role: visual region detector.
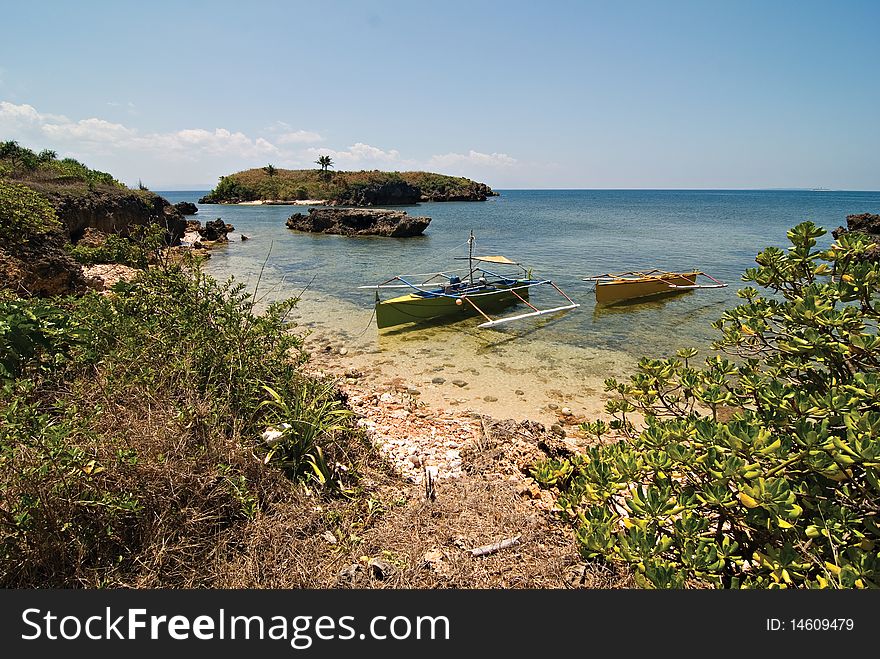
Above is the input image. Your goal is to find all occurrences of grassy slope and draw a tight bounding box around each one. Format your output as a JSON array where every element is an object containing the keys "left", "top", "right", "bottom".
[
  {"left": 0, "top": 143, "right": 164, "bottom": 211},
  {"left": 200, "top": 168, "right": 496, "bottom": 203}
]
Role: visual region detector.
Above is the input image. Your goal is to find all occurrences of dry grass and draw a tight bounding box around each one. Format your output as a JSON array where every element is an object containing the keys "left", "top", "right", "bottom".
[{"left": 210, "top": 418, "right": 632, "bottom": 590}]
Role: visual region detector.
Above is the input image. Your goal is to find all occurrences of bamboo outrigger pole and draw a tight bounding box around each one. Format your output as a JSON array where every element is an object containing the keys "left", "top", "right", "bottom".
[{"left": 468, "top": 230, "right": 475, "bottom": 285}]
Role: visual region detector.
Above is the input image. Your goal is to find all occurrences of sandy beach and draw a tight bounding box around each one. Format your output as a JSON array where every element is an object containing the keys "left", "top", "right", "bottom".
[{"left": 236, "top": 199, "right": 327, "bottom": 206}]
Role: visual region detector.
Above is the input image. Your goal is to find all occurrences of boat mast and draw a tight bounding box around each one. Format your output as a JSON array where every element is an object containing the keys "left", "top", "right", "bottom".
[{"left": 468, "top": 230, "right": 475, "bottom": 284}]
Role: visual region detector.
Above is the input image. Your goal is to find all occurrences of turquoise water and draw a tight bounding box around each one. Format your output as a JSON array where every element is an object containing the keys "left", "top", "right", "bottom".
[{"left": 159, "top": 189, "right": 880, "bottom": 359}]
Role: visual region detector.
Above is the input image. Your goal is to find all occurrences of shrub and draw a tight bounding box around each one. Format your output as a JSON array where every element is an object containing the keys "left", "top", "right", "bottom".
[
  {"left": 0, "top": 180, "right": 61, "bottom": 244},
  {"left": 0, "top": 296, "right": 83, "bottom": 383},
  {"left": 69, "top": 225, "right": 165, "bottom": 268},
  {"left": 534, "top": 222, "right": 880, "bottom": 589}
]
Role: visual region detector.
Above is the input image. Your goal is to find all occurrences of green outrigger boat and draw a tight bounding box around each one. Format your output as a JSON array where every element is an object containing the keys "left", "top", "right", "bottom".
[{"left": 360, "top": 232, "right": 580, "bottom": 330}]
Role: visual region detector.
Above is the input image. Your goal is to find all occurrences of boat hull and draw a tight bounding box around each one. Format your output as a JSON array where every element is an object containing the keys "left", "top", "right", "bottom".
[
  {"left": 375, "top": 283, "right": 528, "bottom": 329},
  {"left": 595, "top": 272, "right": 699, "bottom": 305}
]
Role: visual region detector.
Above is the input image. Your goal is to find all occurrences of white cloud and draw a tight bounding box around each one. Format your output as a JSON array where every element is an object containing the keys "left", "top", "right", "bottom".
[
  {"left": 306, "top": 142, "right": 408, "bottom": 166},
  {"left": 277, "top": 129, "right": 323, "bottom": 144},
  {"left": 0, "top": 100, "right": 279, "bottom": 160},
  {"left": 130, "top": 128, "right": 279, "bottom": 159},
  {"left": 427, "top": 149, "right": 518, "bottom": 170},
  {"left": 0, "top": 100, "right": 68, "bottom": 126},
  {"left": 43, "top": 117, "right": 136, "bottom": 143}
]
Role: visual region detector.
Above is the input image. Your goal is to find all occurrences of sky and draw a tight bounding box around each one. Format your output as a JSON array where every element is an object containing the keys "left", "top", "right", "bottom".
[{"left": 1, "top": 0, "right": 878, "bottom": 190}]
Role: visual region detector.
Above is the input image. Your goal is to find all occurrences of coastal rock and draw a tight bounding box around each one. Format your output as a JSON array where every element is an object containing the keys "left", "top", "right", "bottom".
[
  {"left": 420, "top": 181, "right": 498, "bottom": 202},
  {"left": 198, "top": 218, "right": 235, "bottom": 242},
  {"left": 286, "top": 208, "right": 431, "bottom": 237},
  {"left": 833, "top": 213, "right": 880, "bottom": 260},
  {"left": 46, "top": 188, "right": 187, "bottom": 245},
  {"left": 174, "top": 201, "right": 198, "bottom": 215},
  {"left": 75, "top": 227, "right": 110, "bottom": 248},
  {"left": 329, "top": 181, "right": 421, "bottom": 206},
  {"left": 833, "top": 213, "right": 880, "bottom": 239},
  {"left": 82, "top": 262, "right": 139, "bottom": 291},
  {"left": 0, "top": 229, "right": 88, "bottom": 297}
]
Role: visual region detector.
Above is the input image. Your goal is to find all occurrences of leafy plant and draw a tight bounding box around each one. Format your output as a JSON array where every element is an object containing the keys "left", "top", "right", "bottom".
[
  {"left": 258, "top": 382, "right": 353, "bottom": 491},
  {"left": 536, "top": 222, "right": 880, "bottom": 589},
  {"left": 0, "top": 180, "right": 62, "bottom": 244},
  {"left": 0, "top": 296, "right": 84, "bottom": 383},
  {"left": 69, "top": 224, "right": 165, "bottom": 268}
]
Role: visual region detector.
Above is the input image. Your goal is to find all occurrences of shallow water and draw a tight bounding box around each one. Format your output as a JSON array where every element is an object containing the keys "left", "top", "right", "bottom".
[{"left": 159, "top": 189, "right": 880, "bottom": 421}]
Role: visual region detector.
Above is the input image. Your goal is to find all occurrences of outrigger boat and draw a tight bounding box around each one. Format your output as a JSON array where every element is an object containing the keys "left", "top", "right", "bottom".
[
  {"left": 583, "top": 269, "right": 727, "bottom": 305},
  {"left": 360, "top": 232, "right": 580, "bottom": 329}
]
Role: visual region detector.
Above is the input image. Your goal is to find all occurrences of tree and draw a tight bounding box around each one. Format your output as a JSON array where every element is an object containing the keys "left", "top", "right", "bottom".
[
  {"left": 315, "top": 155, "right": 334, "bottom": 172},
  {"left": 0, "top": 141, "right": 38, "bottom": 173},
  {"left": 533, "top": 222, "right": 880, "bottom": 589},
  {"left": 263, "top": 164, "right": 277, "bottom": 177}
]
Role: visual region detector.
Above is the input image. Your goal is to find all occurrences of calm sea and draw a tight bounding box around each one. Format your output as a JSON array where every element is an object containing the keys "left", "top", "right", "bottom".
[{"left": 158, "top": 189, "right": 880, "bottom": 359}]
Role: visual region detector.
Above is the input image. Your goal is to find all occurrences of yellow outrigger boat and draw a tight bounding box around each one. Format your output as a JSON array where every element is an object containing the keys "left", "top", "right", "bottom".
[
  {"left": 360, "top": 232, "right": 580, "bottom": 330},
  {"left": 584, "top": 269, "right": 727, "bottom": 305}
]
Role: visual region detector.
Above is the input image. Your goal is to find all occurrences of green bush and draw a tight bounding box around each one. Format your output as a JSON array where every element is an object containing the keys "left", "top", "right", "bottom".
[
  {"left": 534, "top": 222, "right": 880, "bottom": 589},
  {"left": 0, "top": 179, "right": 62, "bottom": 244},
  {"left": 69, "top": 225, "right": 165, "bottom": 268},
  {"left": 0, "top": 296, "right": 83, "bottom": 383}
]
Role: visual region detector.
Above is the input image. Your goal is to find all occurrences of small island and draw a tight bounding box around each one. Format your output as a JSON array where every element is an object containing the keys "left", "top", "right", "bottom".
[{"left": 199, "top": 167, "right": 498, "bottom": 206}]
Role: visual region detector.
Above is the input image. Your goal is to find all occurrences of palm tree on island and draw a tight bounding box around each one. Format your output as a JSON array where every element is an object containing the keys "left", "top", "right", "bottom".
[
  {"left": 315, "top": 155, "right": 334, "bottom": 172},
  {"left": 262, "top": 164, "right": 277, "bottom": 177}
]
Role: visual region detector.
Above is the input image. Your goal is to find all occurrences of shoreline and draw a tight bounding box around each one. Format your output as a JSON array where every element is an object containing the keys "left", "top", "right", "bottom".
[
  {"left": 297, "top": 311, "right": 629, "bottom": 483},
  {"left": 234, "top": 199, "right": 328, "bottom": 206}
]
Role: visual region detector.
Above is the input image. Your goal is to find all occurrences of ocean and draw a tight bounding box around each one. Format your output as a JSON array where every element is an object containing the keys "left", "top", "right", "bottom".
[{"left": 155, "top": 189, "right": 880, "bottom": 421}]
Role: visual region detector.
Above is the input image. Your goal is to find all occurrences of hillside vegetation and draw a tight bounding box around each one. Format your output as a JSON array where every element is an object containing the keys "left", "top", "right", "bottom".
[
  {"left": 199, "top": 168, "right": 498, "bottom": 204},
  {"left": 0, "top": 141, "right": 185, "bottom": 296},
  {"left": 1, "top": 140, "right": 122, "bottom": 192}
]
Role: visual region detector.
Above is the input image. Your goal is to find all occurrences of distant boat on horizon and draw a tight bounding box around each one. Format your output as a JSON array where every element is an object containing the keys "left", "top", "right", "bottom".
[{"left": 810, "top": 187, "right": 833, "bottom": 192}]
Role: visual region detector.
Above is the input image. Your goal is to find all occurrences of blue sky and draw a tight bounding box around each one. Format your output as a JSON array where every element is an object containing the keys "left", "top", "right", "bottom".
[{"left": 1, "top": 0, "right": 878, "bottom": 189}]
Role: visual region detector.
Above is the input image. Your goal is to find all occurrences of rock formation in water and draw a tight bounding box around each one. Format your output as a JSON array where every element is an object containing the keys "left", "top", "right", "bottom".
[
  {"left": 833, "top": 213, "right": 880, "bottom": 239},
  {"left": 197, "top": 218, "right": 235, "bottom": 242},
  {"left": 174, "top": 201, "right": 198, "bottom": 215},
  {"left": 833, "top": 213, "right": 880, "bottom": 260},
  {"left": 285, "top": 208, "right": 431, "bottom": 237},
  {"left": 328, "top": 180, "right": 421, "bottom": 206}
]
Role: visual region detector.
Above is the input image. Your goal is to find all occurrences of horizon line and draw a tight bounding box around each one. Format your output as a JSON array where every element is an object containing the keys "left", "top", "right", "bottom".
[{"left": 151, "top": 186, "right": 880, "bottom": 193}]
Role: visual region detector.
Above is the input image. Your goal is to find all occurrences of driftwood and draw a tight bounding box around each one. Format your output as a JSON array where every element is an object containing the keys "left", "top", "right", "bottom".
[
  {"left": 424, "top": 465, "right": 437, "bottom": 501},
  {"left": 468, "top": 535, "right": 521, "bottom": 558}
]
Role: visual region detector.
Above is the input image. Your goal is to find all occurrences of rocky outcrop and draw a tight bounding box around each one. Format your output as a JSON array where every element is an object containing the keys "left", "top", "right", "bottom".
[
  {"left": 39, "top": 188, "right": 187, "bottom": 245},
  {"left": 0, "top": 230, "right": 87, "bottom": 297},
  {"left": 75, "top": 227, "right": 110, "bottom": 248},
  {"left": 82, "top": 263, "right": 140, "bottom": 292},
  {"left": 329, "top": 181, "right": 421, "bottom": 206},
  {"left": 834, "top": 213, "right": 880, "bottom": 260},
  {"left": 833, "top": 213, "right": 880, "bottom": 260},
  {"left": 286, "top": 208, "right": 431, "bottom": 237},
  {"left": 174, "top": 201, "right": 198, "bottom": 215},
  {"left": 420, "top": 182, "right": 498, "bottom": 202},
  {"left": 833, "top": 213, "right": 880, "bottom": 239},
  {"left": 197, "top": 218, "right": 235, "bottom": 242}
]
